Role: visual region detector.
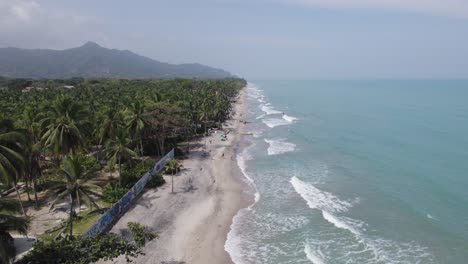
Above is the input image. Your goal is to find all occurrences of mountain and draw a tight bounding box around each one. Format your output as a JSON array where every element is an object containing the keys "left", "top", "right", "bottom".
[{"left": 0, "top": 42, "right": 233, "bottom": 79}]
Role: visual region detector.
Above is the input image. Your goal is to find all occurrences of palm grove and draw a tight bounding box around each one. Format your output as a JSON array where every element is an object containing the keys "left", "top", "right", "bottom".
[{"left": 0, "top": 77, "right": 246, "bottom": 263}]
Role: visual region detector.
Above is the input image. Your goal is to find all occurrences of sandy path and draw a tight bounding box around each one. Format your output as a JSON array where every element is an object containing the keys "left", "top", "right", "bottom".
[{"left": 100, "top": 88, "right": 249, "bottom": 264}]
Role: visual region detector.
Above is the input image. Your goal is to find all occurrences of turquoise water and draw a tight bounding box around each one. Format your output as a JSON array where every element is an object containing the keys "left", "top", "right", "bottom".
[{"left": 225, "top": 80, "right": 468, "bottom": 264}]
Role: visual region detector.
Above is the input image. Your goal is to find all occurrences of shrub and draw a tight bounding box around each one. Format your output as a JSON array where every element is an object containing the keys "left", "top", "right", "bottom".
[
  {"left": 74, "top": 153, "right": 100, "bottom": 174},
  {"left": 17, "top": 234, "right": 140, "bottom": 264},
  {"left": 121, "top": 160, "right": 154, "bottom": 188},
  {"left": 18, "top": 223, "right": 156, "bottom": 264},
  {"left": 102, "top": 181, "right": 128, "bottom": 204},
  {"left": 127, "top": 222, "right": 157, "bottom": 247},
  {"left": 146, "top": 173, "right": 165, "bottom": 188}
]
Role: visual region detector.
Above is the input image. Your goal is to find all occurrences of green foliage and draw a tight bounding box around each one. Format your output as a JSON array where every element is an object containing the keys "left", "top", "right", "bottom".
[
  {"left": 0, "top": 198, "right": 29, "bottom": 264},
  {"left": 102, "top": 181, "right": 128, "bottom": 204},
  {"left": 127, "top": 222, "right": 157, "bottom": 247},
  {"left": 7, "top": 78, "right": 32, "bottom": 91},
  {"left": 18, "top": 222, "right": 156, "bottom": 264},
  {"left": 17, "top": 233, "right": 142, "bottom": 264},
  {"left": 0, "top": 231, "right": 15, "bottom": 264},
  {"left": 146, "top": 173, "right": 165, "bottom": 188},
  {"left": 120, "top": 161, "right": 154, "bottom": 188},
  {"left": 49, "top": 154, "right": 102, "bottom": 238},
  {"left": 164, "top": 158, "right": 183, "bottom": 175},
  {"left": 73, "top": 153, "right": 100, "bottom": 173}
]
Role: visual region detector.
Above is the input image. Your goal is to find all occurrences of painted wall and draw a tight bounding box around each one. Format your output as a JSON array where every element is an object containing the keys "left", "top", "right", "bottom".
[{"left": 82, "top": 149, "right": 175, "bottom": 237}]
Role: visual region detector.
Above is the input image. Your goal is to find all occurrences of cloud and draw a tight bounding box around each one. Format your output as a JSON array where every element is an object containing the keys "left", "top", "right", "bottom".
[
  {"left": 284, "top": 0, "right": 468, "bottom": 18},
  {"left": 0, "top": 0, "right": 107, "bottom": 49},
  {"left": 0, "top": 0, "right": 39, "bottom": 25}
]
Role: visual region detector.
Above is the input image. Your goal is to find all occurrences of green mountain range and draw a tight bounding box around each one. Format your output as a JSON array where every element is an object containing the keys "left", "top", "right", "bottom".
[{"left": 0, "top": 42, "right": 233, "bottom": 79}]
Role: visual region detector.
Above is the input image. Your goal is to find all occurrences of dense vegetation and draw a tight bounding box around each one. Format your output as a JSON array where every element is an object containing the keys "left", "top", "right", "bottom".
[
  {"left": 0, "top": 77, "right": 245, "bottom": 263},
  {"left": 17, "top": 222, "right": 156, "bottom": 264}
]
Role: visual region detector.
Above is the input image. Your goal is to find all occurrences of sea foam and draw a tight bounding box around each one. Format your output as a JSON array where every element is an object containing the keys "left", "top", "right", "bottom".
[
  {"left": 264, "top": 138, "right": 296, "bottom": 155},
  {"left": 291, "top": 176, "right": 434, "bottom": 263},
  {"left": 225, "top": 145, "right": 260, "bottom": 264},
  {"left": 290, "top": 176, "right": 352, "bottom": 213},
  {"left": 304, "top": 244, "right": 325, "bottom": 264},
  {"left": 262, "top": 118, "right": 291, "bottom": 128},
  {"left": 237, "top": 145, "right": 260, "bottom": 204},
  {"left": 283, "top": 114, "right": 298, "bottom": 122},
  {"left": 259, "top": 104, "right": 282, "bottom": 115}
]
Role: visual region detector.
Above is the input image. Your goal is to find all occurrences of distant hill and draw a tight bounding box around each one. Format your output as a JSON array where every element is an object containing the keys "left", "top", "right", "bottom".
[{"left": 0, "top": 42, "right": 233, "bottom": 79}]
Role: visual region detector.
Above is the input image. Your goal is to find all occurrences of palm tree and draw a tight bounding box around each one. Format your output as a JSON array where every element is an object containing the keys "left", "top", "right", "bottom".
[
  {"left": 199, "top": 95, "right": 214, "bottom": 148},
  {"left": 39, "top": 96, "right": 89, "bottom": 159},
  {"left": 96, "top": 107, "right": 125, "bottom": 145},
  {"left": 103, "top": 132, "right": 137, "bottom": 186},
  {"left": 20, "top": 108, "right": 42, "bottom": 206},
  {"left": 0, "top": 198, "right": 29, "bottom": 264},
  {"left": 124, "top": 101, "right": 149, "bottom": 157},
  {"left": 49, "top": 155, "right": 101, "bottom": 239},
  {"left": 0, "top": 119, "right": 27, "bottom": 216},
  {"left": 146, "top": 102, "right": 187, "bottom": 157},
  {"left": 165, "top": 159, "right": 182, "bottom": 193},
  {"left": 23, "top": 143, "right": 42, "bottom": 208}
]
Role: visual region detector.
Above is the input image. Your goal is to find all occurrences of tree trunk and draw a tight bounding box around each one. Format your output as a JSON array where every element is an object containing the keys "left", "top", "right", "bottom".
[
  {"left": 69, "top": 194, "right": 74, "bottom": 239},
  {"left": 158, "top": 138, "right": 165, "bottom": 158},
  {"left": 118, "top": 155, "right": 122, "bottom": 187},
  {"left": 185, "top": 129, "right": 190, "bottom": 154},
  {"left": 25, "top": 177, "right": 32, "bottom": 202},
  {"left": 140, "top": 137, "right": 144, "bottom": 157},
  {"left": 33, "top": 176, "right": 39, "bottom": 209},
  {"left": 14, "top": 181, "right": 27, "bottom": 216},
  {"left": 96, "top": 145, "right": 101, "bottom": 162},
  {"left": 171, "top": 170, "right": 174, "bottom": 193},
  {"left": 204, "top": 116, "right": 208, "bottom": 148}
]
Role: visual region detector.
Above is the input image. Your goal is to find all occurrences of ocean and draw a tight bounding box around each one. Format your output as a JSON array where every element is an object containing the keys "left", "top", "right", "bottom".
[{"left": 225, "top": 80, "right": 468, "bottom": 264}]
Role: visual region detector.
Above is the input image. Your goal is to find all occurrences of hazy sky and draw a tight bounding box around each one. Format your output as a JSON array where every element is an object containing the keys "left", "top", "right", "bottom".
[{"left": 1, "top": 0, "right": 468, "bottom": 79}]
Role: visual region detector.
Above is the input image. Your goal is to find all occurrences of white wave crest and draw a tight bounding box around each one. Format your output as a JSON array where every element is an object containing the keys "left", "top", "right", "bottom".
[
  {"left": 237, "top": 146, "right": 259, "bottom": 204},
  {"left": 260, "top": 104, "right": 282, "bottom": 115},
  {"left": 304, "top": 244, "right": 326, "bottom": 264},
  {"left": 290, "top": 176, "right": 353, "bottom": 213},
  {"left": 264, "top": 138, "right": 296, "bottom": 155},
  {"left": 322, "top": 211, "right": 361, "bottom": 235},
  {"left": 246, "top": 82, "right": 263, "bottom": 100},
  {"left": 225, "top": 208, "right": 248, "bottom": 264},
  {"left": 426, "top": 213, "right": 439, "bottom": 221},
  {"left": 225, "top": 144, "right": 260, "bottom": 264},
  {"left": 256, "top": 114, "right": 266, "bottom": 119},
  {"left": 283, "top": 114, "right": 298, "bottom": 122},
  {"left": 262, "top": 118, "right": 291, "bottom": 128},
  {"left": 293, "top": 177, "right": 435, "bottom": 263}
]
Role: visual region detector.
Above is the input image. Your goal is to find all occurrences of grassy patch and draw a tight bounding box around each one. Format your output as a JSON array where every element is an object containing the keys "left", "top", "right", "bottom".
[{"left": 73, "top": 212, "right": 102, "bottom": 235}]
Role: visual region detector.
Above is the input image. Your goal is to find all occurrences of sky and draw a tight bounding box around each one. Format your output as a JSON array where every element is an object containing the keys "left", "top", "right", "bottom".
[{"left": 1, "top": 0, "right": 468, "bottom": 79}]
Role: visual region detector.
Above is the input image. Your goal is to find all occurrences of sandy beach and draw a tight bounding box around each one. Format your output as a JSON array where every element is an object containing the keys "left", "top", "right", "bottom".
[{"left": 100, "top": 87, "right": 250, "bottom": 264}]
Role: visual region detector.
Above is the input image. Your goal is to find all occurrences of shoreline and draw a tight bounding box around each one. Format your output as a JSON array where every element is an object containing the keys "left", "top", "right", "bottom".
[{"left": 99, "top": 86, "right": 251, "bottom": 264}]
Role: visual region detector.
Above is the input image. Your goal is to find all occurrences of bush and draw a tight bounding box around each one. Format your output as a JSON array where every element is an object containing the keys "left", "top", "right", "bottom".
[
  {"left": 17, "top": 234, "right": 140, "bottom": 264},
  {"left": 121, "top": 160, "right": 154, "bottom": 188},
  {"left": 102, "top": 181, "right": 128, "bottom": 204},
  {"left": 18, "top": 223, "right": 156, "bottom": 264},
  {"left": 128, "top": 222, "right": 157, "bottom": 247},
  {"left": 146, "top": 173, "right": 165, "bottom": 188},
  {"left": 74, "top": 153, "right": 100, "bottom": 174}
]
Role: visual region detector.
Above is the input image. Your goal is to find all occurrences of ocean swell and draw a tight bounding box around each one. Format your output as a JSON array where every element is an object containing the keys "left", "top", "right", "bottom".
[{"left": 264, "top": 138, "right": 296, "bottom": 155}]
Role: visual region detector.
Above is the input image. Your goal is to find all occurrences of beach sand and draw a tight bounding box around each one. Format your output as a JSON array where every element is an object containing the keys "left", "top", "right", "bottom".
[{"left": 100, "top": 87, "right": 249, "bottom": 264}]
